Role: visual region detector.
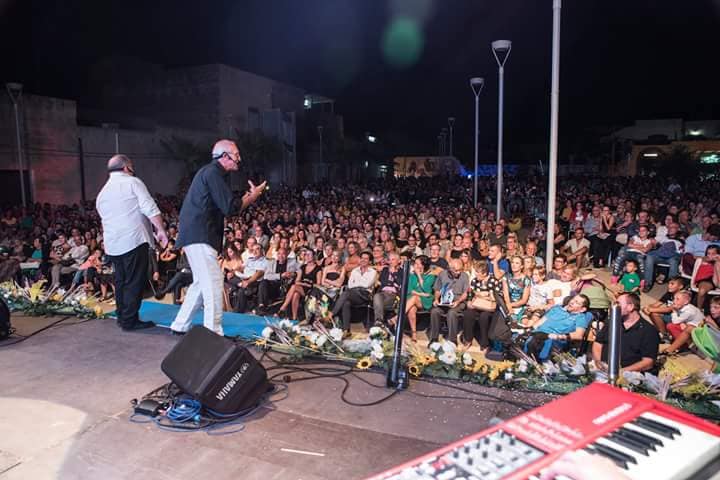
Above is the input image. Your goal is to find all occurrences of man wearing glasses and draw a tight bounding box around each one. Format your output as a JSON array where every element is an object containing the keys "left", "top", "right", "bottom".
[{"left": 170, "top": 139, "right": 266, "bottom": 336}]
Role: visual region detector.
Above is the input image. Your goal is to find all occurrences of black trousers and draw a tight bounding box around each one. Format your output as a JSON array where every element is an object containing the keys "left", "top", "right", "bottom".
[
  {"left": 110, "top": 243, "right": 149, "bottom": 329},
  {"left": 332, "top": 288, "right": 370, "bottom": 331},
  {"left": 258, "top": 279, "right": 281, "bottom": 307},
  {"left": 462, "top": 309, "right": 494, "bottom": 348}
]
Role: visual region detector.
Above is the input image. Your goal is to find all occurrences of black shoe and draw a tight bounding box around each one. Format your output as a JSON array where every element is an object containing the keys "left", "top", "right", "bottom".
[
  {"left": 170, "top": 329, "right": 186, "bottom": 336},
  {"left": 154, "top": 290, "right": 167, "bottom": 300},
  {"left": 121, "top": 321, "right": 156, "bottom": 331}
]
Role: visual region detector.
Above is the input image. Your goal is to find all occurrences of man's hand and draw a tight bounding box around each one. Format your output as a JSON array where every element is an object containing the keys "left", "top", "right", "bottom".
[
  {"left": 155, "top": 229, "right": 169, "bottom": 249},
  {"left": 247, "top": 180, "right": 267, "bottom": 201}
]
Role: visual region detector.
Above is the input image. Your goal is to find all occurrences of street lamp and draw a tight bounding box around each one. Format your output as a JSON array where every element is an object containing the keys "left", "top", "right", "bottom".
[
  {"left": 491, "top": 39, "right": 512, "bottom": 220},
  {"left": 6, "top": 82, "right": 27, "bottom": 207},
  {"left": 470, "top": 77, "right": 485, "bottom": 207},
  {"left": 545, "top": 1, "right": 562, "bottom": 267},
  {"left": 448, "top": 117, "right": 455, "bottom": 157}
]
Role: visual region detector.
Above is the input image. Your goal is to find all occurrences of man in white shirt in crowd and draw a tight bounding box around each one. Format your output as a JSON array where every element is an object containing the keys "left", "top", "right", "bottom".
[
  {"left": 561, "top": 227, "right": 591, "bottom": 268},
  {"left": 228, "top": 243, "right": 266, "bottom": 313},
  {"left": 331, "top": 251, "right": 378, "bottom": 333},
  {"left": 96, "top": 155, "right": 168, "bottom": 331}
]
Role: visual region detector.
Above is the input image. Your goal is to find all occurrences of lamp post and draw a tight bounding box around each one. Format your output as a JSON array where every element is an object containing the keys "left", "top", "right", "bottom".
[
  {"left": 317, "top": 125, "right": 324, "bottom": 179},
  {"left": 448, "top": 117, "right": 455, "bottom": 157},
  {"left": 491, "top": 39, "right": 512, "bottom": 220},
  {"left": 6, "top": 83, "right": 26, "bottom": 207},
  {"left": 545, "top": 0, "right": 562, "bottom": 267},
  {"left": 470, "top": 77, "right": 485, "bottom": 207}
]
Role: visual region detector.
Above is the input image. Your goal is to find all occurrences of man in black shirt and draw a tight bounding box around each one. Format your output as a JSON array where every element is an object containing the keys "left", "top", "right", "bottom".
[
  {"left": 592, "top": 293, "right": 659, "bottom": 373},
  {"left": 170, "top": 139, "right": 266, "bottom": 335}
]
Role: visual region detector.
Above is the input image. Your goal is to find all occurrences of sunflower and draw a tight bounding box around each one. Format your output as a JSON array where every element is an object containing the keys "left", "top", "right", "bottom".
[
  {"left": 93, "top": 306, "right": 104, "bottom": 317},
  {"left": 356, "top": 357, "right": 373, "bottom": 370},
  {"left": 408, "top": 364, "right": 422, "bottom": 377},
  {"left": 254, "top": 338, "right": 268, "bottom": 348}
]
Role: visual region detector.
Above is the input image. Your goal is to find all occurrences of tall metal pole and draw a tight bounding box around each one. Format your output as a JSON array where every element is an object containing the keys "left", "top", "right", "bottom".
[
  {"left": 6, "top": 83, "right": 27, "bottom": 208},
  {"left": 448, "top": 117, "right": 455, "bottom": 157},
  {"left": 497, "top": 65, "right": 504, "bottom": 219},
  {"left": 470, "top": 78, "right": 484, "bottom": 208},
  {"left": 492, "top": 41, "right": 511, "bottom": 220},
  {"left": 545, "top": 0, "right": 562, "bottom": 268},
  {"left": 474, "top": 95, "right": 479, "bottom": 206}
]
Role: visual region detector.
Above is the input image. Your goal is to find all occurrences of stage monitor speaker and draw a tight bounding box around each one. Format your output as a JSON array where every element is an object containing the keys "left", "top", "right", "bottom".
[{"left": 161, "top": 326, "right": 268, "bottom": 414}]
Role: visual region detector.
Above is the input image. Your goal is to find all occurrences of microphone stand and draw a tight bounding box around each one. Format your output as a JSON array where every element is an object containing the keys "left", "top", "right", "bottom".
[
  {"left": 607, "top": 303, "right": 622, "bottom": 386},
  {"left": 387, "top": 260, "right": 411, "bottom": 389}
]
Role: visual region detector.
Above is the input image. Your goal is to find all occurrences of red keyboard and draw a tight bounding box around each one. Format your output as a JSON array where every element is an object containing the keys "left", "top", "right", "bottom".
[{"left": 367, "top": 383, "right": 720, "bottom": 480}]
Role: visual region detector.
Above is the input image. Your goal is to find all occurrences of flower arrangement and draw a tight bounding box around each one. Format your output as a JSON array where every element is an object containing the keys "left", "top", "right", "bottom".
[
  {"left": 255, "top": 322, "right": 720, "bottom": 418},
  {"left": 0, "top": 280, "right": 106, "bottom": 319}
]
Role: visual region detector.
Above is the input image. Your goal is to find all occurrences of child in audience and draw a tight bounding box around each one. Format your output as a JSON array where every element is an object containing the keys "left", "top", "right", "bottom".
[
  {"left": 641, "top": 276, "right": 685, "bottom": 336},
  {"left": 615, "top": 259, "right": 641, "bottom": 294},
  {"left": 522, "top": 266, "right": 552, "bottom": 328},
  {"left": 664, "top": 290, "right": 705, "bottom": 354}
]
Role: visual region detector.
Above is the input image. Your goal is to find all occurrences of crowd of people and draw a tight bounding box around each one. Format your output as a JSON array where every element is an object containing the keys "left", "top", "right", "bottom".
[{"left": 1, "top": 170, "right": 719, "bottom": 367}]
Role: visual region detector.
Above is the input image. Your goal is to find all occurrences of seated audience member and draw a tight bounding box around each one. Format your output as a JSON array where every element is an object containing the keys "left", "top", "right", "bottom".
[
  {"left": 695, "top": 245, "right": 720, "bottom": 310},
  {"left": 488, "top": 223, "right": 506, "bottom": 246},
  {"left": 306, "top": 249, "right": 346, "bottom": 322},
  {"left": 592, "top": 293, "right": 658, "bottom": 372},
  {"left": 682, "top": 223, "right": 720, "bottom": 270},
  {"left": 522, "top": 266, "right": 552, "bottom": 328},
  {"left": 487, "top": 243, "right": 510, "bottom": 276},
  {"left": 427, "top": 243, "right": 449, "bottom": 275},
  {"left": 544, "top": 264, "right": 577, "bottom": 306},
  {"left": 561, "top": 227, "right": 590, "bottom": 268},
  {"left": 155, "top": 250, "right": 192, "bottom": 304},
  {"left": 400, "top": 235, "right": 423, "bottom": 258},
  {"left": 277, "top": 250, "right": 321, "bottom": 321},
  {"left": 643, "top": 221, "right": 683, "bottom": 291},
  {"left": 402, "top": 255, "right": 435, "bottom": 342},
  {"left": 522, "top": 255, "right": 537, "bottom": 278},
  {"left": 51, "top": 237, "right": 89, "bottom": 288},
  {"left": 157, "top": 239, "right": 178, "bottom": 284},
  {"left": 642, "top": 276, "right": 685, "bottom": 335},
  {"left": 371, "top": 244, "right": 387, "bottom": 271},
  {"left": 462, "top": 260, "right": 504, "bottom": 350},
  {"left": 241, "top": 237, "right": 257, "bottom": 263},
  {"left": 344, "top": 241, "right": 361, "bottom": 274},
  {"left": 612, "top": 259, "right": 641, "bottom": 294},
  {"left": 331, "top": 251, "right": 377, "bottom": 333},
  {"left": 429, "top": 259, "right": 469, "bottom": 345},
  {"left": 553, "top": 222, "right": 567, "bottom": 252},
  {"left": 705, "top": 296, "right": 720, "bottom": 330},
  {"left": 547, "top": 254, "right": 567, "bottom": 280},
  {"left": 257, "top": 247, "right": 299, "bottom": 313},
  {"left": 372, "top": 252, "right": 403, "bottom": 326},
  {"left": 525, "top": 294, "right": 591, "bottom": 361},
  {"left": 505, "top": 233, "right": 524, "bottom": 258},
  {"left": 446, "top": 234, "right": 465, "bottom": 261},
  {"left": 524, "top": 240, "right": 544, "bottom": 267},
  {"left": 73, "top": 248, "right": 103, "bottom": 290},
  {"left": 611, "top": 224, "right": 654, "bottom": 288},
  {"left": 664, "top": 289, "right": 705, "bottom": 354}
]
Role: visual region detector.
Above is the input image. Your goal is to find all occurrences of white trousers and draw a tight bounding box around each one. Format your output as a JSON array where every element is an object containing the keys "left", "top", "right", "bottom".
[{"left": 170, "top": 243, "right": 224, "bottom": 336}]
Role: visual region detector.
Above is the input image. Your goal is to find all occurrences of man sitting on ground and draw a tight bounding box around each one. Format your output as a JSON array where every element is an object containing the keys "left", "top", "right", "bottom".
[
  {"left": 561, "top": 227, "right": 590, "bottom": 268},
  {"left": 592, "top": 292, "right": 659, "bottom": 372},
  {"left": 524, "top": 294, "right": 591, "bottom": 361}
]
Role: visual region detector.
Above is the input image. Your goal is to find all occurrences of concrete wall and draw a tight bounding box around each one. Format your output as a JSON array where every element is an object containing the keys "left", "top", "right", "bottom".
[{"left": 0, "top": 94, "right": 81, "bottom": 205}]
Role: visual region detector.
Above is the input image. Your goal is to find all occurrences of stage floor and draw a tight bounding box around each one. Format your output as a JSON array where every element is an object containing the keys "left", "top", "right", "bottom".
[{"left": 0, "top": 314, "right": 555, "bottom": 480}]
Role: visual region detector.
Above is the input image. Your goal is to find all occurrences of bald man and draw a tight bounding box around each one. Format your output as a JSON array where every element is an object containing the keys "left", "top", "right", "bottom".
[
  {"left": 97, "top": 154, "right": 168, "bottom": 331},
  {"left": 170, "top": 140, "right": 266, "bottom": 336}
]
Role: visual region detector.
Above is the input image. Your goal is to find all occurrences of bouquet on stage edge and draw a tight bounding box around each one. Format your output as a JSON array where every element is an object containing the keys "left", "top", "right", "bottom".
[{"left": 0, "top": 280, "right": 107, "bottom": 319}]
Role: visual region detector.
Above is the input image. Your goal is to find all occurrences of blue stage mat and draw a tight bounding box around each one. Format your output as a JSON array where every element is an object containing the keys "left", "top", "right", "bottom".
[{"left": 136, "top": 300, "right": 277, "bottom": 338}]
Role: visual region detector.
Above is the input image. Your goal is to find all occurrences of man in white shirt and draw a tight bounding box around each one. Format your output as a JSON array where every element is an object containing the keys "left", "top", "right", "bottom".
[
  {"left": 331, "top": 251, "right": 378, "bottom": 333},
  {"left": 96, "top": 155, "right": 168, "bottom": 331},
  {"left": 561, "top": 227, "right": 591, "bottom": 268},
  {"left": 228, "top": 243, "right": 266, "bottom": 312}
]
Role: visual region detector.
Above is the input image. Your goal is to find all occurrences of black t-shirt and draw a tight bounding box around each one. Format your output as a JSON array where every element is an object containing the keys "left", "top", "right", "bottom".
[
  {"left": 429, "top": 257, "right": 449, "bottom": 271},
  {"left": 596, "top": 318, "right": 659, "bottom": 367}
]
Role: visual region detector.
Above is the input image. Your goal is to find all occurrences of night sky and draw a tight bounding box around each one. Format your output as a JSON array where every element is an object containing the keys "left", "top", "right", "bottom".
[{"left": 2, "top": 0, "right": 719, "bottom": 160}]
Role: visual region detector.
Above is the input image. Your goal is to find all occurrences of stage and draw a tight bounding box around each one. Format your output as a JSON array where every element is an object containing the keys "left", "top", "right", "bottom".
[{"left": 0, "top": 314, "right": 555, "bottom": 480}]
